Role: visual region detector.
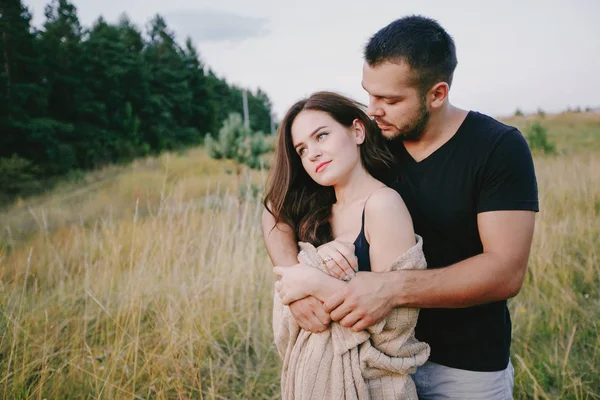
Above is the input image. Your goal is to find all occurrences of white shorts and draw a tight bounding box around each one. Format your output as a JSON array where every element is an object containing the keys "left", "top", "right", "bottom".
[{"left": 413, "top": 359, "right": 514, "bottom": 399}]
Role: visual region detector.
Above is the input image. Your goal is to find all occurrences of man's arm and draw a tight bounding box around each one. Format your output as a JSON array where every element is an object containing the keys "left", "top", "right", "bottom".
[
  {"left": 391, "top": 209, "right": 535, "bottom": 308},
  {"left": 390, "top": 127, "right": 538, "bottom": 308},
  {"left": 327, "top": 210, "right": 535, "bottom": 330},
  {"left": 327, "top": 127, "right": 538, "bottom": 331}
]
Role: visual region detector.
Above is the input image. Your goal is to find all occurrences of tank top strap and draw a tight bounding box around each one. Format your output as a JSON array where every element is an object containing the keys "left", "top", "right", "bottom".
[{"left": 359, "top": 185, "right": 387, "bottom": 239}]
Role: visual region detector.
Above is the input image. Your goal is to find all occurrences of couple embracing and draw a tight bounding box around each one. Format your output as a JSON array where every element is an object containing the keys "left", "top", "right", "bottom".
[{"left": 262, "top": 15, "right": 538, "bottom": 400}]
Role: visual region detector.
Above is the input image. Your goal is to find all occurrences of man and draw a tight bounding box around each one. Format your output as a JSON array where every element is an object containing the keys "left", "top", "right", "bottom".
[{"left": 262, "top": 15, "right": 538, "bottom": 399}]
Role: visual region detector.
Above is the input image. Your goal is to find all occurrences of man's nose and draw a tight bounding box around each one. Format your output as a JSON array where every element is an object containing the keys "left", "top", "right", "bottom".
[{"left": 366, "top": 98, "right": 383, "bottom": 117}]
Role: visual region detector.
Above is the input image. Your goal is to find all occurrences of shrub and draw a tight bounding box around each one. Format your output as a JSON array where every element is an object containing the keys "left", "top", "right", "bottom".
[
  {"left": 205, "top": 113, "right": 271, "bottom": 169},
  {"left": 0, "top": 154, "right": 41, "bottom": 198},
  {"left": 525, "top": 123, "right": 556, "bottom": 154}
]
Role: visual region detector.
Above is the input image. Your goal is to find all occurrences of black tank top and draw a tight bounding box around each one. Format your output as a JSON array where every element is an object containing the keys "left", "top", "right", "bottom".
[{"left": 353, "top": 207, "right": 371, "bottom": 272}]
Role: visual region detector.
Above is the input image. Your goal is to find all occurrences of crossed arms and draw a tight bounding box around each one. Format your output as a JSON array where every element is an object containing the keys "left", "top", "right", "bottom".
[{"left": 263, "top": 206, "right": 535, "bottom": 333}]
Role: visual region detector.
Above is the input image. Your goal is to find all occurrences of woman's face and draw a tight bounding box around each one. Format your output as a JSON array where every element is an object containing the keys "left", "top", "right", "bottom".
[{"left": 290, "top": 110, "right": 365, "bottom": 186}]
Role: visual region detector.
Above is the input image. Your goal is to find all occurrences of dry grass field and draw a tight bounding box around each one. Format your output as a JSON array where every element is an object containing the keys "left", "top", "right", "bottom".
[{"left": 1, "top": 112, "right": 599, "bottom": 399}]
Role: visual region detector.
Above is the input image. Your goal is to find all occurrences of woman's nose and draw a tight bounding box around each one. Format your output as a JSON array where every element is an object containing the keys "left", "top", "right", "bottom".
[{"left": 307, "top": 145, "right": 322, "bottom": 161}]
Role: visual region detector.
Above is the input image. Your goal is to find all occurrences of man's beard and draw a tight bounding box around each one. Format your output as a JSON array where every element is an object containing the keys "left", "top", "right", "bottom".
[{"left": 379, "top": 98, "right": 430, "bottom": 142}]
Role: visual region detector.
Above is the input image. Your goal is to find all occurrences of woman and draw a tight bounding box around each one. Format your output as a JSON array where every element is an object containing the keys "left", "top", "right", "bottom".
[{"left": 263, "top": 92, "right": 429, "bottom": 399}]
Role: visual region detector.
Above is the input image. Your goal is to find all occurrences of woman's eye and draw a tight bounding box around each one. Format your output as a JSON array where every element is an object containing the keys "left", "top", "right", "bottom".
[
  {"left": 317, "top": 132, "right": 328, "bottom": 140},
  {"left": 298, "top": 148, "right": 306, "bottom": 156}
]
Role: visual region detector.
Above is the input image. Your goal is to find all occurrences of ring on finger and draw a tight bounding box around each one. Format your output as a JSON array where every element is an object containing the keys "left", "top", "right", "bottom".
[{"left": 323, "top": 256, "right": 334, "bottom": 263}]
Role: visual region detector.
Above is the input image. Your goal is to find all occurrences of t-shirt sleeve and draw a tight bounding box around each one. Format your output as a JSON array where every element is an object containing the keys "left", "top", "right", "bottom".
[{"left": 477, "top": 128, "right": 539, "bottom": 213}]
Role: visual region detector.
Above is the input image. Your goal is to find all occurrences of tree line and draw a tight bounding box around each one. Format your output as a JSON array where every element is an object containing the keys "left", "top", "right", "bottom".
[{"left": 0, "top": 0, "right": 274, "bottom": 202}]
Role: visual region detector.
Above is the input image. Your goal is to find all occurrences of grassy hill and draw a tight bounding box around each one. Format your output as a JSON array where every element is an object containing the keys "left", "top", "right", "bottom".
[
  {"left": 501, "top": 110, "right": 600, "bottom": 153},
  {"left": 0, "top": 112, "right": 599, "bottom": 399}
]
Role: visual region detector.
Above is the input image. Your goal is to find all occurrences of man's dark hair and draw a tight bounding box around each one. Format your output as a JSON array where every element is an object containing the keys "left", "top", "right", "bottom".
[{"left": 364, "top": 15, "right": 458, "bottom": 95}]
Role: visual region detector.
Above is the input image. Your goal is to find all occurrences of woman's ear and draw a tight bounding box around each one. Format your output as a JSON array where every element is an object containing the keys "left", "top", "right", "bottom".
[{"left": 352, "top": 119, "right": 366, "bottom": 145}]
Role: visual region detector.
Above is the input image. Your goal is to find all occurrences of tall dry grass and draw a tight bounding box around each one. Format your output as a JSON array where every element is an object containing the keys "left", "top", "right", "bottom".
[
  {"left": 511, "top": 153, "right": 600, "bottom": 399},
  {"left": 1, "top": 151, "right": 278, "bottom": 399},
  {"left": 0, "top": 142, "right": 599, "bottom": 398}
]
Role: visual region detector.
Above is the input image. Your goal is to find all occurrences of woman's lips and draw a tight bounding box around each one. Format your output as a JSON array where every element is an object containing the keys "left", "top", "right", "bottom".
[{"left": 315, "top": 161, "right": 331, "bottom": 173}]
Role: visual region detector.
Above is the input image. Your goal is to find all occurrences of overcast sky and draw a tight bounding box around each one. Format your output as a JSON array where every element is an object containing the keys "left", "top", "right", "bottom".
[{"left": 24, "top": 0, "right": 600, "bottom": 120}]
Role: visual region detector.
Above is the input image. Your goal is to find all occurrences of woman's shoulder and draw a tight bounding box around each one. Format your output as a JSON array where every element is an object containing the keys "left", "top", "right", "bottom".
[
  {"left": 363, "top": 186, "right": 416, "bottom": 268},
  {"left": 364, "top": 186, "right": 412, "bottom": 234},
  {"left": 364, "top": 186, "right": 407, "bottom": 213}
]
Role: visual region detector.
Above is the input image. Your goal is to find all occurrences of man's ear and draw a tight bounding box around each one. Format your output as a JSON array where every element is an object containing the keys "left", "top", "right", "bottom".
[
  {"left": 428, "top": 82, "right": 449, "bottom": 109},
  {"left": 352, "top": 119, "right": 366, "bottom": 145}
]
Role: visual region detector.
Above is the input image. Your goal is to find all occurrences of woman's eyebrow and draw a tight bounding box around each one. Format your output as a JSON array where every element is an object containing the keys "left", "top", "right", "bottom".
[{"left": 294, "top": 125, "right": 327, "bottom": 150}]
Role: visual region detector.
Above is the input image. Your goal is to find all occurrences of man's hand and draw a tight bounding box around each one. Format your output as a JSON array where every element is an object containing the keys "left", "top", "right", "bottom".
[
  {"left": 289, "top": 296, "right": 331, "bottom": 333},
  {"left": 324, "top": 271, "right": 396, "bottom": 332},
  {"left": 316, "top": 240, "right": 358, "bottom": 280}
]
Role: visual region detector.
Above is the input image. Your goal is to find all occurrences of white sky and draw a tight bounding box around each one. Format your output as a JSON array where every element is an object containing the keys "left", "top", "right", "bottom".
[{"left": 25, "top": 0, "right": 600, "bottom": 120}]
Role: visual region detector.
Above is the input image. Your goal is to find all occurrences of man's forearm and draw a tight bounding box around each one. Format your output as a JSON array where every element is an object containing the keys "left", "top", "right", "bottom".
[
  {"left": 391, "top": 252, "right": 527, "bottom": 308},
  {"left": 262, "top": 209, "right": 298, "bottom": 266}
]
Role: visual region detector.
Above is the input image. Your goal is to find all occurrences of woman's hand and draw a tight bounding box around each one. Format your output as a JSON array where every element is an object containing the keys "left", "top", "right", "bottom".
[
  {"left": 273, "top": 264, "right": 325, "bottom": 305},
  {"left": 316, "top": 240, "right": 358, "bottom": 280}
]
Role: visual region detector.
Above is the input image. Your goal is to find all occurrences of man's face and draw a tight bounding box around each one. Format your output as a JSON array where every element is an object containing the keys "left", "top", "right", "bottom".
[{"left": 362, "top": 61, "right": 429, "bottom": 141}]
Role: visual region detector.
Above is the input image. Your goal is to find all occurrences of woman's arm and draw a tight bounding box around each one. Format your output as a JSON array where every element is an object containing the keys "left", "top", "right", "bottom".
[
  {"left": 261, "top": 208, "right": 299, "bottom": 267},
  {"left": 311, "top": 274, "right": 347, "bottom": 302},
  {"left": 274, "top": 264, "right": 346, "bottom": 305},
  {"left": 365, "top": 188, "right": 416, "bottom": 272},
  {"left": 263, "top": 207, "right": 334, "bottom": 332},
  {"left": 274, "top": 187, "right": 415, "bottom": 305}
]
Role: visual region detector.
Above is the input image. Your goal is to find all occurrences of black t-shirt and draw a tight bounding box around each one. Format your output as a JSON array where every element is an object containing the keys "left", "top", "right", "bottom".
[{"left": 388, "top": 111, "right": 539, "bottom": 372}]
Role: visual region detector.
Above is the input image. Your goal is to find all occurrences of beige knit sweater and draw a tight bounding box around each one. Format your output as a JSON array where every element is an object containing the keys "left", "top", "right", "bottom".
[{"left": 273, "top": 235, "right": 430, "bottom": 400}]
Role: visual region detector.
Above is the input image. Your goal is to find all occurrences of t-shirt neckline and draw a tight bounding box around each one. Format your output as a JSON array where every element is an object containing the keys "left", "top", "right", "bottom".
[{"left": 399, "top": 110, "right": 473, "bottom": 165}]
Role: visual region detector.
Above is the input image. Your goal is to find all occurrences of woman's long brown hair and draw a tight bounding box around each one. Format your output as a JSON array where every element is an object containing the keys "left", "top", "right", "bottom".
[{"left": 263, "top": 91, "right": 396, "bottom": 247}]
